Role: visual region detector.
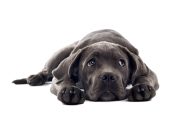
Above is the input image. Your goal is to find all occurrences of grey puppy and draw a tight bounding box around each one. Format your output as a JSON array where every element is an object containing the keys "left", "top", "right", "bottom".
[{"left": 13, "top": 29, "right": 159, "bottom": 105}]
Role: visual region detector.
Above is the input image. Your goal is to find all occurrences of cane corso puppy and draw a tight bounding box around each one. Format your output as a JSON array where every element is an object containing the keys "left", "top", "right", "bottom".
[{"left": 13, "top": 29, "right": 159, "bottom": 105}]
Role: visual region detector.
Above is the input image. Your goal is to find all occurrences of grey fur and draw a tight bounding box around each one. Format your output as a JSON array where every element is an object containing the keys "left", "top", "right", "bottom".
[{"left": 13, "top": 29, "right": 159, "bottom": 105}]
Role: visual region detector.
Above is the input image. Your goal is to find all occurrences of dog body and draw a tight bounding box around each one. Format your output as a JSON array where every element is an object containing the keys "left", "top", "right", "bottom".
[{"left": 13, "top": 29, "right": 159, "bottom": 105}]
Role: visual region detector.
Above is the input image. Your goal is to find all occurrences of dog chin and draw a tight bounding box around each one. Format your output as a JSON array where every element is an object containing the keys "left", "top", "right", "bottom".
[{"left": 98, "top": 91, "right": 116, "bottom": 101}]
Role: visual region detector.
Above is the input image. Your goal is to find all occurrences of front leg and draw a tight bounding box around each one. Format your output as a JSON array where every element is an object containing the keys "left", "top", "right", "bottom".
[
  {"left": 51, "top": 47, "right": 87, "bottom": 105},
  {"left": 128, "top": 70, "right": 159, "bottom": 101},
  {"left": 57, "top": 86, "right": 85, "bottom": 105},
  {"left": 128, "top": 83, "right": 156, "bottom": 101}
]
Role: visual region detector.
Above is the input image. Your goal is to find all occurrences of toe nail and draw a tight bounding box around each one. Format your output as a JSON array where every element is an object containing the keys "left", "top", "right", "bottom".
[
  {"left": 73, "top": 90, "right": 76, "bottom": 94},
  {"left": 137, "top": 88, "right": 140, "bottom": 92},
  {"left": 70, "top": 90, "right": 73, "bottom": 94},
  {"left": 141, "top": 88, "right": 145, "bottom": 92}
]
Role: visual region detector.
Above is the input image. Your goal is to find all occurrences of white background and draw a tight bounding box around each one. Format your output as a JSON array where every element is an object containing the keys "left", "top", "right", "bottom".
[{"left": 0, "top": 0, "right": 182, "bottom": 122}]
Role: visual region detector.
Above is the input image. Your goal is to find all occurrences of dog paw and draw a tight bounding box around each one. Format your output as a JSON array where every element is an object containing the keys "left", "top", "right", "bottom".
[
  {"left": 57, "top": 86, "right": 85, "bottom": 105},
  {"left": 128, "top": 84, "right": 156, "bottom": 101},
  {"left": 27, "top": 74, "right": 45, "bottom": 86}
]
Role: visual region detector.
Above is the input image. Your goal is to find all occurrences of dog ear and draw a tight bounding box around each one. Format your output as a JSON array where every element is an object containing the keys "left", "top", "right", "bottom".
[
  {"left": 68, "top": 50, "right": 83, "bottom": 82},
  {"left": 118, "top": 45, "right": 149, "bottom": 84},
  {"left": 52, "top": 49, "right": 83, "bottom": 83}
]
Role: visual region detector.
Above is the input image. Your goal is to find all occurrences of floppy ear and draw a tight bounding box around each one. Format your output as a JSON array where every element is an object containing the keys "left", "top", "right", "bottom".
[
  {"left": 118, "top": 45, "right": 149, "bottom": 84},
  {"left": 52, "top": 49, "right": 83, "bottom": 83}
]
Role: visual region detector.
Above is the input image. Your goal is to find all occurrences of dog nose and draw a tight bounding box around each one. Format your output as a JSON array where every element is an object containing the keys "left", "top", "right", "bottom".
[{"left": 100, "top": 72, "right": 116, "bottom": 83}]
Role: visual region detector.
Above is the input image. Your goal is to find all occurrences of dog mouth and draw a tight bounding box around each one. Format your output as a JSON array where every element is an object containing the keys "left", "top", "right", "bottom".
[{"left": 98, "top": 91, "right": 117, "bottom": 101}]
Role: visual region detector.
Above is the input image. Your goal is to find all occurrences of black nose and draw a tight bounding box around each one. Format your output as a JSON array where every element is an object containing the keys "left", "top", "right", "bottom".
[{"left": 100, "top": 72, "right": 117, "bottom": 83}]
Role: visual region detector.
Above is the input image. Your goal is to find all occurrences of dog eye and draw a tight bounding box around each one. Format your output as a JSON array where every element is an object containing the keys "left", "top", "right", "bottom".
[
  {"left": 119, "top": 59, "right": 125, "bottom": 67},
  {"left": 88, "top": 58, "right": 96, "bottom": 67}
]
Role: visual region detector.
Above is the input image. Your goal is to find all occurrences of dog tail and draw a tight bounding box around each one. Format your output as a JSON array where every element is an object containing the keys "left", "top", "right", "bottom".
[
  {"left": 12, "top": 78, "right": 27, "bottom": 84},
  {"left": 12, "top": 72, "right": 53, "bottom": 86}
]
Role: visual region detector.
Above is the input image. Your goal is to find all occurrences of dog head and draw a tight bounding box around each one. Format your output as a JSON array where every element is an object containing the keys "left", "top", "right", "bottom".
[{"left": 53, "top": 42, "right": 148, "bottom": 101}]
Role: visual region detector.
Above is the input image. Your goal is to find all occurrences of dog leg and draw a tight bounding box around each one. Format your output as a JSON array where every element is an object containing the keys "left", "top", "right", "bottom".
[
  {"left": 55, "top": 81, "right": 85, "bottom": 105},
  {"left": 128, "top": 70, "right": 159, "bottom": 101},
  {"left": 12, "top": 41, "right": 78, "bottom": 86}
]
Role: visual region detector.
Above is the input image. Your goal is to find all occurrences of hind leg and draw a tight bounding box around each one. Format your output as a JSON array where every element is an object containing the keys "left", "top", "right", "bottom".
[
  {"left": 13, "top": 41, "right": 78, "bottom": 86},
  {"left": 27, "top": 71, "right": 52, "bottom": 86},
  {"left": 27, "top": 42, "right": 78, "bottom": 86}
]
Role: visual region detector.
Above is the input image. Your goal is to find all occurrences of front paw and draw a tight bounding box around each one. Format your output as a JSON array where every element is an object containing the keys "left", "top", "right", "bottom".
[
  {"left": 57, "top": 86, "right": 85, "bottom": 105},
  {"left": 128, "top": 84, "right": 156, "bottom": 101}
]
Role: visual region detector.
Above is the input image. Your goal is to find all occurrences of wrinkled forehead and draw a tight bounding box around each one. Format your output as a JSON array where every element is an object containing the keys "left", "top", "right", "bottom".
[{"left": 82, "top": 42, "right": 128, "bottom": 60}]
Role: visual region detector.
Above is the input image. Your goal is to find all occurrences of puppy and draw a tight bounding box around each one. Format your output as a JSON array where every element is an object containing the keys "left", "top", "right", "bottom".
[{"left": 13, "top": 29, "right": 159, "bottom": 105}]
